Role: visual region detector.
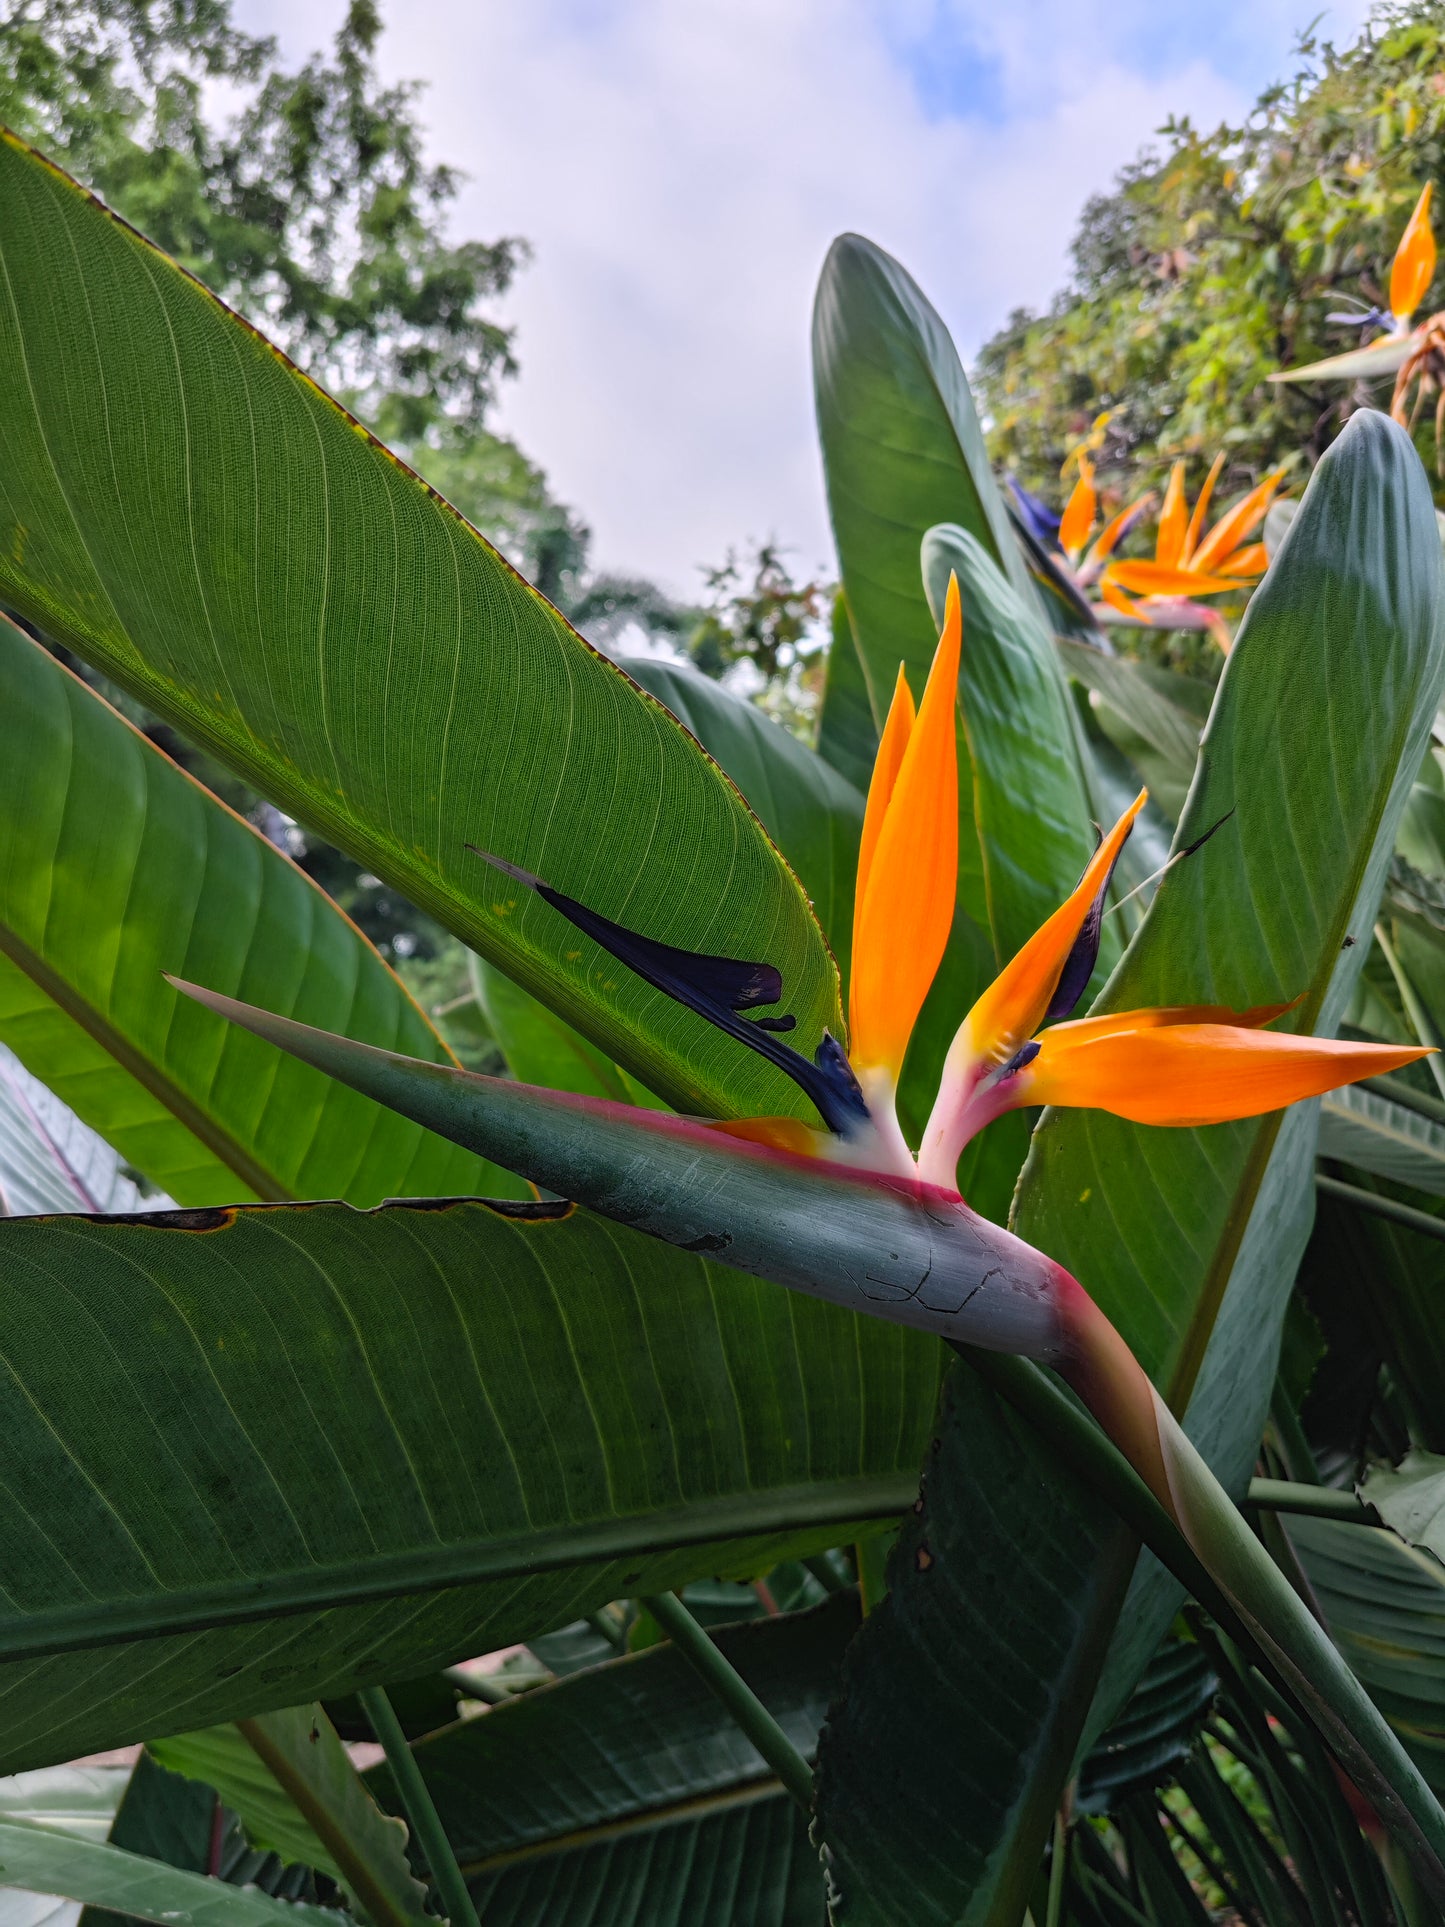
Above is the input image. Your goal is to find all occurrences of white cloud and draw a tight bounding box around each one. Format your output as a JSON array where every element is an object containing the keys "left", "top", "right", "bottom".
[{"left": 238, "top": 0, "right": 1373, "bottom": 592}]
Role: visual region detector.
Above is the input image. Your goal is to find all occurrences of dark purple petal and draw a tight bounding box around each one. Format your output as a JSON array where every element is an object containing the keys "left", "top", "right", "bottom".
[
  {"left": 469, "top": 848, "right": 871, "bottom": 1137},
  {"left": 1006, "top": 476, "right": 1062, "bottom": 548}
]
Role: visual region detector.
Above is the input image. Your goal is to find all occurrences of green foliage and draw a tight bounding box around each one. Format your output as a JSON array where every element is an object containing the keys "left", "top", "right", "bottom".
[
  {"left": 975, "top": 3, "right": 1445, "bottom": 510},
  {"left": 10, "top": 20, "right": 1445, "bottom": 1927},
  {"left": 0, "top": 0, "right": 520, "bottom": 443}
]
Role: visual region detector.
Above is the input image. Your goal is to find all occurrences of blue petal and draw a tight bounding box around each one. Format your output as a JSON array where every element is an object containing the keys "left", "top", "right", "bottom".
[{"left": 470, "top": 849, "right": 871, "bottom": 1137}]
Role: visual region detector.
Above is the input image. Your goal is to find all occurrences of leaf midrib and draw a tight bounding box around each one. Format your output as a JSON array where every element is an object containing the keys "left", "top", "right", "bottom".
[
  {"left": 0, "top": 1476, "right": 917, "bottom": 1662},
  {"left": 0, "top": 918, "right": 286, "bottom": 1202},
  {"left": 457, "top": 1776, "right": 788, "bottom": 1877}
]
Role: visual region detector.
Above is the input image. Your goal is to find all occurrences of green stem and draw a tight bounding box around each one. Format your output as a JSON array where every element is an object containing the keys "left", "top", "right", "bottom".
[
  {"left": 802, "top": 1552, "right": 849, "bottom": 1596},
  {"left": 1045, "top": 1809, "right": 1066, "bottom": 1927},
  {"left": 1246, "top": 1479, "right": 1374, "bottom": 1522},
  {"left": 359, "top": 1687, "right": 480, "bottom": 1927},
  {"left": 1316, "top": 1172, "right": 1445, "bottom": 1243},
  {"left": 1363, "top": 1072, "right": 1445, "bottom": 1127},
  {"left": 639, "top": 1591, "right": 813, "bottom": 1812},
  {"left": 956, "top": 1346, "right": 1445, "bottom": 1902},
  {"left": 1374, "top": 922, "right": 1445, "bottom": 1103},
  {"left": 1267, "top": 1383, "right": 1320, "bottom": 1485}
]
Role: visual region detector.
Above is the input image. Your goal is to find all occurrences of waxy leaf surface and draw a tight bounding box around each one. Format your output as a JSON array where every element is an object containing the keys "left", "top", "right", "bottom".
[
  {"left": 0, "top": 1198, "right": 942, "bottom": 1769},
  {"left": 0, "top": 133, "right": 840, "bottom": 1123},
  {"left": 0, "top": 616, "right": 506, "bottom": 1205}
]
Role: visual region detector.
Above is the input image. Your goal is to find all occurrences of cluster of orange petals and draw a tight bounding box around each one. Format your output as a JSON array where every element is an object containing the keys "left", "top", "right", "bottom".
[{"left": 1094, "top": 454, "right": 1285, "bottom": 629}]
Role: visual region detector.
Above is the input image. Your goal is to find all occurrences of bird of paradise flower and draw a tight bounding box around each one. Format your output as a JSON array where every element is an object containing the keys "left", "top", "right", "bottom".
[{"left": 168, "top": 582, "right": 1445, "bottom": 1880}]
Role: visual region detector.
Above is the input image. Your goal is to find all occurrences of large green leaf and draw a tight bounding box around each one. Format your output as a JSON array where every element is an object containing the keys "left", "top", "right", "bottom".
[
  {"left": 816, "top": 591, "right": 879, "bottom": 795},
  {"left": 0, "top": 614, "right": 508, "bottom": 1206},
  {"left": 0, "top": 1824, "right": 334, "bottom": 1927},
  {"left": 0, "top": 1198, "right": 941, "bottom": 1770},
  {"left": 1293, "top": 1516, "right": 1445, "bottom": 1800},
  {"left": 152, "top": 1708, "right": 429, "bottom": 1925},
  {"left": 620, "top": 652, "right": 865, "bottom": 978},
  {"left": 811, "top": 232, "right": 1033, "bottom": 722},
  {"left": 367, "top": 1596, "right": 856, "bottom": 1922},
  {"left": 814, "top": 411, "right": 1445, "bottom": 1923},
  {"left": 0, "top": 132, "right": 840, "bottom": 1124}
]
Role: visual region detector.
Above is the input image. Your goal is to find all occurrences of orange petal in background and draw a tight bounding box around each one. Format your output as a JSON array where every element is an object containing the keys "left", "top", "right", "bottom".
[
  {"left": 1181, "top": 452, "right": 1225, "bottom": 565},
  {"left": 1155, "top": 461, "right": 1188, "bottom": 569},
  {"left": 1391, "top": 182, "right": 1437, "bottom": 325},
  {"left": 1059, "top": 454, "right": 1098, "bottom": 559}
]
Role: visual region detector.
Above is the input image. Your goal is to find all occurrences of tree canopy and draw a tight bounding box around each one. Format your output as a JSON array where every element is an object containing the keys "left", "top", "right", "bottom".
[{"left": 975, "top": 1, "right": 1445, "bottom": 513}]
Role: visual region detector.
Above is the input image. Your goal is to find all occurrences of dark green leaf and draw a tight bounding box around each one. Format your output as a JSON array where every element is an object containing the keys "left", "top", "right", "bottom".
[
  {"left": 1318, "top": 1083, "right": 1445, "bottom": 1196},
  {"left": 1294, "top": 1515, "right": 1445, "bottom": 1800},
  {"left": 812, "top": 232, "right": 1033, "bottom": 720},
  {"left": 1074, "top": 1640, "right": 1218, "bottom": 1816},
  {"left": 0, "top": 1199, "right": 939, "bottom": 1769},
  {"left": 373, "top": 1597, "right": 857, "bottom": 1926}
]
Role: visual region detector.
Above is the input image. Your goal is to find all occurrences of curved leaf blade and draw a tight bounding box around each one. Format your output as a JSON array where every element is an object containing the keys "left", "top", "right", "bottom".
[
  {"left": 154, "top": 1708, "right": 429, "bottom": 1926},
  {"left": 0, "top": 614, "right": 507, "bottom": 1206},
  {"left": 0, "top": 132, "right": 840, "bottom": 1123},
  {"left": 1318, "top": 1084, "right": 1445, "bottom": 1196},
  {"left": 812, "top": 232, "right": 1033, "bottom": 718},
  {"left": 0, "top": 1198, "right": 942, "bottom": 1769},
  {"left": 1294, "top": 1515, "right": 1445, "bottom": 1799}
]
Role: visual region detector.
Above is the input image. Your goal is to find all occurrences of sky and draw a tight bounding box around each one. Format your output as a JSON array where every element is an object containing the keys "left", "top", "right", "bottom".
[{"left": 238, "top": 0, "right": 1374, "bottom": 597}]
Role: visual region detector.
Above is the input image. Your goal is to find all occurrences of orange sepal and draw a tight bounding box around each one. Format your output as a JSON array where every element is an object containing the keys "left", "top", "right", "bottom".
[
  {"left": 1085, "top": 491, "right": 1156, "bottom": 570},
  {"left": 1022, "top": 1020, "right": 1431, "bottom": 1126},
  {"left": 1156, "top": 461, "right": 1188, "bottom": 569},
  {"left": 849, "top": 575, "right": 961, "bottom": 1076},
  {"left": 1190, "top": 471, "right": 1286, "bottom": 576},
  {"left": 1391, "top": 182, "right": 1437, "bottom": 325},
  {"left": 707, "top": 1116, "right": 825, "bottom": 1156},
  {"left": 1210, "top": 541, "right": 1268, "bottom": 579},
  {"left": 960, "top": 790, "right": 1147, "bottom": 1066},
  {"left": 1181, "top": 452, "right": 1225, "bottom": 567},
  {"left": 853, "top": 662, "right": 915, "bottom": 945},
  {"left": 1059, "top": 454, "right": 1098, "bottom": 559},
  {"left": 1045, "top": 1001, "right": 1294, "bottom": 1047},
  {"left": 1099, "top": 577, "right": 1145, "bottom": 621},
  {"left": 1102, "top": 560, "right": 1249, "bottom": 599}
]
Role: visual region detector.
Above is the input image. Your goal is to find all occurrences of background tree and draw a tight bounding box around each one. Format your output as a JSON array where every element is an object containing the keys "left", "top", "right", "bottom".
[{"left": 974, "top": 1, "right": 1445, "bottom": 518}]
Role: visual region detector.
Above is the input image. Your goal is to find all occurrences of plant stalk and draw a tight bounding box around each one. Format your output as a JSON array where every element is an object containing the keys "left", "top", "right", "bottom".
[
  {"left": 956, "top": 1342, "right": 1445, "bottom": 1902},
  {"left": 1316, "top": 1172, "right": 1445, "bottom": 1243},
  {"left": 359, "top": 1687, "right": 480, "bottom": 1927},
  {"left": 1246, "top": 1479, "right": 1373, "bottom": 1522},
  {"left": 639, "top": 1591, "right": 814, "bottom": 1812}
]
